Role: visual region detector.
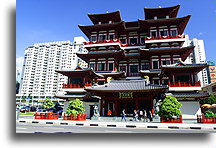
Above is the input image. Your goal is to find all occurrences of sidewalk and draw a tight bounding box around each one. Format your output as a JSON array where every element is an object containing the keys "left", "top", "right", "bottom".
[{"left": 17, "top": 116, "right": 216, "bottom": 132}]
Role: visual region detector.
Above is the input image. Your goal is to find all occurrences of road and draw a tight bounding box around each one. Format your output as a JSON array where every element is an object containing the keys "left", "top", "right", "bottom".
[{"left": 16, "top": 122, "right": 215, "bottom": 133}]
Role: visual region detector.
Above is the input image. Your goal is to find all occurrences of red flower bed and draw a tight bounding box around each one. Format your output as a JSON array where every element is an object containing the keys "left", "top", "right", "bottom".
[
  {"left": 63, "top": 113, "right": 86, "bottom": 121},
  {"left": 34, "top": 112, "right": 59, "bottom": 120},
  {"left": 160, "top": 115, "right": 182, "bottom": 123},
  {"left": 197, "top": 115, "right": 216, "bottom": 124}
]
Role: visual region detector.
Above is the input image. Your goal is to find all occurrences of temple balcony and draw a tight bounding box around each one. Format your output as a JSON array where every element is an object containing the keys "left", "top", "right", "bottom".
[
  {"left": 83, "top": 39, "right": 146, "bottom": 49},
  {"left": 83, "top": 39, "right": 121, "bottom": 47},
  {"left": 144, "top": 34, "right": 185, "bottom": 44},
  {"left": 62, "top": 83, "right": 95, "bottom": 88},
  {"left": 62, "top": 83, "right": 96, "bottom": 92},
  {"left": 168, "top": 81, "right": 202, "bottom": 91}
]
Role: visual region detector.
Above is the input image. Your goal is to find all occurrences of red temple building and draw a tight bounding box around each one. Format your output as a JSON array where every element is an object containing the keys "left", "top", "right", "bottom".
[{"left": 56, "top": 5, "right": 209, "bottom": 119}]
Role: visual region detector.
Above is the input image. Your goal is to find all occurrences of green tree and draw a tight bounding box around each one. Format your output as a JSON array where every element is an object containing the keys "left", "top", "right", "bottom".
[
  {"left": 158, "top": 96, "right": 182, "bottom": 117},
  {"left": 200, "top": 95, "right": 216, "bottom": 105},
  {"left": 66, "top": 99, "right": 85, "bottom": 114},
  {"left": 43, "top": 98, "right": 55, "bottom": 109}
]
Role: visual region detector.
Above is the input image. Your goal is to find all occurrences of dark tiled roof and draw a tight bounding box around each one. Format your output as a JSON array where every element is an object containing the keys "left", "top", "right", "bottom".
[
  {"left": 166, "top": 92, "right": 209, "bottom": 98},
  {"left": 85, "top": 80, "right": 168, "bottom": 92}
]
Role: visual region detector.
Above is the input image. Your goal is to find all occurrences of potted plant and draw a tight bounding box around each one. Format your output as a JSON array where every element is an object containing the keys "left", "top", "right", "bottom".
[{"left": 158, "top": 96, "right": 182, "bottom": 123}]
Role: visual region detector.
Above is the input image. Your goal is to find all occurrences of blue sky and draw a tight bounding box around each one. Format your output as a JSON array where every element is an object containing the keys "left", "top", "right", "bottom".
[{"left": 16, "top": 0, "right": 216, "bottom": 72}]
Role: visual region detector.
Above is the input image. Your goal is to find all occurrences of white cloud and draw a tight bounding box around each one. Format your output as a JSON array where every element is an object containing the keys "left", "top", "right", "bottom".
[
  {"left": 198, "top": 32, "right": 206, "bottom": 36},
  {"left": 16, "top": 56, "right": 24, "bottom": 81}
]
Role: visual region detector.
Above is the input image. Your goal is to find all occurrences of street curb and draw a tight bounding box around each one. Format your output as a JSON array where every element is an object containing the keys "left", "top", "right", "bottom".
[{"left": 17, "top": 119, "right": 216, "bottom": 131}]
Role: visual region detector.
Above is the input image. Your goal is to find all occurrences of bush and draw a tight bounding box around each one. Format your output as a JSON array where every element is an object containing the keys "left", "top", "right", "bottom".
[
  {"left": 158, "top": 96, "right": 182, "bottom": 117},
  {"left": 200, "top": 95, "right": 216, "bottom": 105},
  {"left": 66, "top": 99, "right": 85, "bottom": 114},
  {"left": 204, "top": 110, "right": 214, "bottom": 115},
  {"left": 43, "top": 98, "right": 55, "bottom": 110}
]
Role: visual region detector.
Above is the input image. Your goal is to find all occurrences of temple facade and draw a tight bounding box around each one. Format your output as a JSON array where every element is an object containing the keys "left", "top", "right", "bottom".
[{"left": 56, "top": 5, "right": 209, "bottom": 119}]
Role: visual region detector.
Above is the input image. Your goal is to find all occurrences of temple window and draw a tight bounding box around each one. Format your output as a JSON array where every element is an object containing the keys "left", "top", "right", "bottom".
[
  {"left": 175, "top": 75, "right": 190, "bottom": 82},
  {"left": 108, "top": 62, "right": 114, "bottom": 71},
  {"left": 170, "top": 29, "right": 178, "bottom": 36},
  {"left": 130, "top": 64, "right": 138, "bottom": 73},
  {"left": 98, "top": 63, "right": 105, "bottom": 71},
  {"left": 99, "top": 34, "right": 106, "bottom": 41},
  {"left": 141, "top": 63, "right": 149, "bottom": 70},
  {"left": 153, "top": 79, "right": 160, "bottom": 85},
  {"left": 109, "top": 33, "right": 115, "bottom": 40},
  {"left": 89, "top": 63, "right": 95, "bottom": 70},
  {"left": 150, "top": 30, "right": 157, "bottom": 37},
  {"left": 91, "top": 35, "right": 97, "bottom": 41},
  {"left": 129, "top": 37, "right": 138, "bottom": 45},
  {"left": 162, "top": 79, "right": 168, "bottom": 85},
  {"left": 159, "top": 29, "right": 169, "bottom": 36},
  {"left": 161, "top": 58, "right": 171, "bottom": 65},
  {"left": 140, "top": 36, "right": 145, "bottom": 44},
  {"left": 120, "top": 38, "right": 127, "bottom": 44},
  {"left": 152, "top": 60, "right": 159, "bottom": 69}
]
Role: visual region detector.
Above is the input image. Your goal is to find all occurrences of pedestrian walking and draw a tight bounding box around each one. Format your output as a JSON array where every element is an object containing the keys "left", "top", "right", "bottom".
[
  {"left": 147, "top": 110, "right": 153, "bottom": 122},
  {"left": 143, "top": 110, "right": 148, "bottom": 122},
  {"left": 139, "top": 109, "right": 144, "bottom": 121},
  {"left": 133, "top": 109, "right": 138, "bottom": 121},
  {"left": 121, "top": 109, "right": 126, "bottom": 122}
]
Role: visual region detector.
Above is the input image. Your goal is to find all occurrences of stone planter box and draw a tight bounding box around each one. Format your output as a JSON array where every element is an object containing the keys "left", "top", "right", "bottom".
[
  {"left": 34, "top": 112, "right": 59, "bottom": 120},
  {"left": 63, "top": 113, "right": 86, "bottom": 121},
  {"left": 160, "top": 115, "right": 182, "bottom": 123},
  {"left": 197, "top": 115, "right": 216, "bottom": 124}
]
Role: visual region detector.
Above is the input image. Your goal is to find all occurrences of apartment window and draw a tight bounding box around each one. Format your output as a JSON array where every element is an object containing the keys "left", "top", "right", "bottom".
[
  {"left": 98, "top": 63, "right": 105, "bottom": 71},
  {"left": 152, "top": 61, "right": 159, "bottom": 69}
]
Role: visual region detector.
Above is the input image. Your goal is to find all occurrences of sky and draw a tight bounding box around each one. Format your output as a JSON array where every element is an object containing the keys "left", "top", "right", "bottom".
[{"left": 16, "top": 0, "right": 216, "bottom": 77}]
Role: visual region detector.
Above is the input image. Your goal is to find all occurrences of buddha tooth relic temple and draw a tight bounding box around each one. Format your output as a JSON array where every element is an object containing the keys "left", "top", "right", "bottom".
[{"left": 55, "top": 5, "right": 209, "bottom": 119}]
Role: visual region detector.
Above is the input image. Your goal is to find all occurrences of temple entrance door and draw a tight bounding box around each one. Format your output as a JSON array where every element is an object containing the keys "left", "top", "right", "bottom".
[{"left": 119, "top": 100, "right": 135, "bottom": 116}]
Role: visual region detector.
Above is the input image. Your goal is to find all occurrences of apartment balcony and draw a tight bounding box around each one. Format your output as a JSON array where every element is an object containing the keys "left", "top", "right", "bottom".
[
  {"left": 168, "top": 81, "right": 201, "bottom": 91},
  {"left": 144, "top": 35, "right": 185, "bottom": 44}
]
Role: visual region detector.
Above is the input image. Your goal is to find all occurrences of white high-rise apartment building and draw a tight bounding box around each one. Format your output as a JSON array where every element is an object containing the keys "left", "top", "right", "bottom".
[
  {"left": 184, "top": 37, "right": 209, "bottom": 86},
  {"left": 18, "top": 37, "right": 87, "bottom": 100},
  {"left": 191, "top": 38, "right": 209, "bottom": 86}
]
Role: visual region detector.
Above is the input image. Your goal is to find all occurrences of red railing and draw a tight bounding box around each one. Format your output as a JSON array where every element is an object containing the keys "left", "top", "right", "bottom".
[
  {"left": 160, "top": 115, "right": 182, "bottom": 123},
  {"left": 168, "top": 81, "right": 201, "bottom": 87},
  {"left": 197, "top": 115, "right": 216, "bottom": 124},
  {"left": 34, "top": 112, "right": 59, "bottom": 120},
  {"left": 84, "top": 39, "right": 145, "bottom": 47},
  {"left": 145, "top": 34, "right": 185, "bottom": 41},
  {"left": 62, "top": 83, "right": 95, "bottom": 88},
  {"left": 63, "top": 113, "right": 86, "bottom": 121},
  {"left": 84, "top": 39, "right": 120, "bottom": 45}
]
